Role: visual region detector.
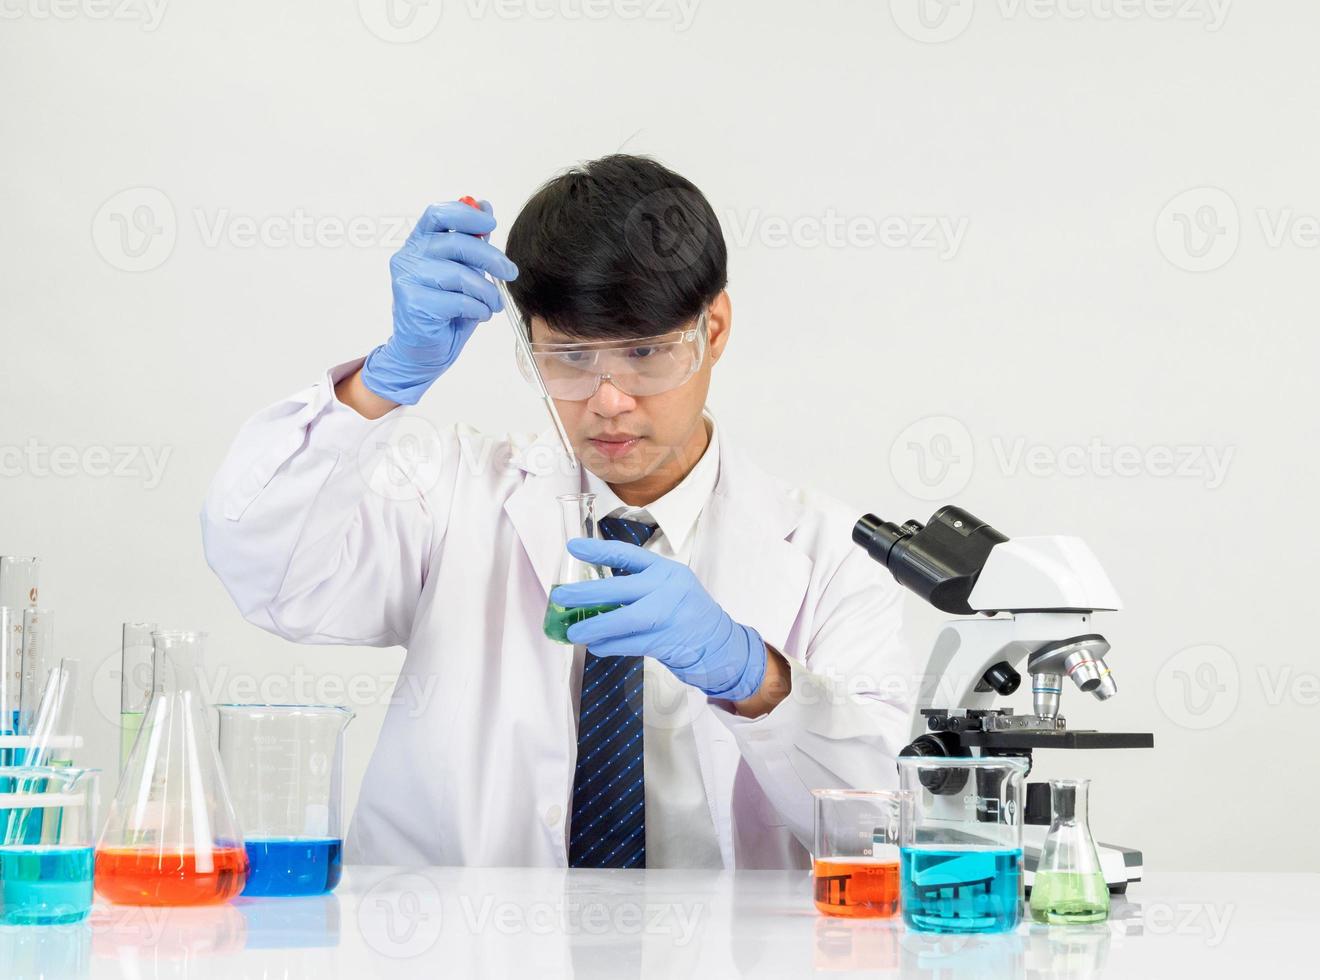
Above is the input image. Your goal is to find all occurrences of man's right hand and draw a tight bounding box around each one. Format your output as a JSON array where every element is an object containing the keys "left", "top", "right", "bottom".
[{"left": 354, "top": 200, "right": 519, "bottom": 410}]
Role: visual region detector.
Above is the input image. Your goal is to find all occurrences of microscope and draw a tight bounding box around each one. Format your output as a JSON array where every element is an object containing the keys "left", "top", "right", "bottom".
[{"left": 853, "top": 506, "right": 1153, "bottom": 893}]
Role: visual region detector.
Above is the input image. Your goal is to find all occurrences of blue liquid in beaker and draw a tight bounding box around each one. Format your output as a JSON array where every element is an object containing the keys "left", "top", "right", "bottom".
[
  {"left": 900, "top": 847, "right": 1023, "bottom": 934},
  {"left": 241, "top": 837, "right": 343, "bottom": 897},
  {"left": 0, "top": 845, "right": 94, "bottom": 924}
]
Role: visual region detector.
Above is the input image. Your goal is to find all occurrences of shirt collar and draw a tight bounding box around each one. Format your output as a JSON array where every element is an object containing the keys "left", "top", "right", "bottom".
[{"left": 583, "top": 414, "right": 720, "bottom": 554}]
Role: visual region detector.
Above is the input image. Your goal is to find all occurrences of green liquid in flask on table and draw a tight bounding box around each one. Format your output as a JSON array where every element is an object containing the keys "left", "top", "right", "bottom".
[
  {"left": 543, "top": 591, "right": 619, "bottom": 644},
  {"left": 1029, "top": 870, "right": 1109, "bottom": 924}
]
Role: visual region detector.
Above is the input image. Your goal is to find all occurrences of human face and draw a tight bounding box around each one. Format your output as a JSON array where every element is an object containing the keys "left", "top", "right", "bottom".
[{"left": 527, "top": 290, "right": 732, "bottom": 501}]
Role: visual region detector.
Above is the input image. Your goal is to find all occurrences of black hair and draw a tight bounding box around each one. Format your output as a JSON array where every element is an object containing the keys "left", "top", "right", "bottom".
[{"left": 505, "top": 154, "right": 727, "bottom": 340}]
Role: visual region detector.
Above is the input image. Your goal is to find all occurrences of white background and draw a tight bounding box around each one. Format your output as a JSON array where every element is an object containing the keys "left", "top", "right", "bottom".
[{"left": 1, "top": 0, "right": 1314, "bottom": 872}]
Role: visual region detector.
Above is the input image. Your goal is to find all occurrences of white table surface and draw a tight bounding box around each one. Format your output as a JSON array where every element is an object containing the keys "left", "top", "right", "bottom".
[{"left": 2, "top": 868, "right": 1313, "bottom": 979}]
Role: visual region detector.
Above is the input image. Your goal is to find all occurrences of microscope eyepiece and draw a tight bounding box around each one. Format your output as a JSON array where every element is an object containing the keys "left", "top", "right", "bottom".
[
  {"left": 852, "top": 514, "right": 919, "bottom": 566},
  {"left": 851, "top": 507, "right": 1008, "bottom": 615}
]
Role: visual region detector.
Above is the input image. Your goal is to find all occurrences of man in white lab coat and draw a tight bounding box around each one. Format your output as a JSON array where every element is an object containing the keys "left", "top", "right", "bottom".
[{"left": 202, "top": 154, "right": 914, "bottom": 870}]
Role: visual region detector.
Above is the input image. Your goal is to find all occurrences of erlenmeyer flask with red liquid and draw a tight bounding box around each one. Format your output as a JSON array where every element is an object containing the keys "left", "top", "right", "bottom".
[{"left": 95, "top": 631, "right": 248, "bottom": 905}]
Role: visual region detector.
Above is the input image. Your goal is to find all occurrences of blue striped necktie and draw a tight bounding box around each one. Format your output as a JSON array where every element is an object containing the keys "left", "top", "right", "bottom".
[{"left": 567, "top": 515, "right": 657, "bottom": 869}]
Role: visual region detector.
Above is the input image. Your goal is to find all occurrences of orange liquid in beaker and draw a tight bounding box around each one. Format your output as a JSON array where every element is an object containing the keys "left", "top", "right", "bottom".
[
  {"left": 94, "top": 847, "right": 248, "bottom": 906},
  {"left": 813, "top": 858, "right": 900, "bottom": 918}
]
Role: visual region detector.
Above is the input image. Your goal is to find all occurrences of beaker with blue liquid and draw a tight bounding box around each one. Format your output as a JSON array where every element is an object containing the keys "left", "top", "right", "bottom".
[
  {"left": 216, "top": 704, "right": 354, "bottom": 897},
  {"left": 897, "top": 755, "right": 1029, "bottom": 934},
  {"left": 0, "top": 766, "right": 99, "bottom": 925}
]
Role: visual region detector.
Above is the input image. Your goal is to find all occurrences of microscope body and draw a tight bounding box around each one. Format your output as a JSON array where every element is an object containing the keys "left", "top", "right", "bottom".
[{"left": 853, "top": 507, "right": 1153, "bottom": 891}]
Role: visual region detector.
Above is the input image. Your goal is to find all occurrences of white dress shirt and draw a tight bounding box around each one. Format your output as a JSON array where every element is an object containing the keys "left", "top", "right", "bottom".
[{"left": 581, "top": 415, "right": 724, "bottom": 868}]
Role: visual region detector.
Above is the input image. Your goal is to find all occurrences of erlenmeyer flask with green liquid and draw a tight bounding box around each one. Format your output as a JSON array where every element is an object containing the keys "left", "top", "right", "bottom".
[
  {"left": 543, "top": 493, "right": 619, "bottom": 644},
  {"left": 1029, "top": 778, "right": 1110, "bottom": 924}
]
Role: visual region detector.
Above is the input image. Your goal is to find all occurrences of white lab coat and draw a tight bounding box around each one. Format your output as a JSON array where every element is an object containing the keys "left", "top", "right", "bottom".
[{"left": 201, "top": 361, "right": 915, "bottom": 869}]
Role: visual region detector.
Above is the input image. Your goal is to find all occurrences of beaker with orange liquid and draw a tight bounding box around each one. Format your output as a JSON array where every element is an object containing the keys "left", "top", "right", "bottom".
[
  {"left": 95, "top": 631, "right": 247, "bottom": 905},
  {"left": 811, "top": 789, "right": 906, "bottom": 918}
]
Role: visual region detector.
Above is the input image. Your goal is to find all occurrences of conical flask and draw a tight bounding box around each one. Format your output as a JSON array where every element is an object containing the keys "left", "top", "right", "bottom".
[
  {"left": 1029, "top": 778, "right": 1109, "bottom": 924},
  {"left": 542, "top": 492, "right": 619, "bottom": 644},
  {"left": 95, "top": 631, "right": 248, "bottom": 905}
]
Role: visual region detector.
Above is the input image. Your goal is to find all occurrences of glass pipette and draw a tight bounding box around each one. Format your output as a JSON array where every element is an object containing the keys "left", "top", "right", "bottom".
[{"left": 459, "top": 196, "right": 577, "bottom": 467}]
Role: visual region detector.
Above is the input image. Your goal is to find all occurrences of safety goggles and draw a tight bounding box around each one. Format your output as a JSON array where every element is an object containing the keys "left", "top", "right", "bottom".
[{"left": 516, "top": 310, "right": 708, "bottom": 401}]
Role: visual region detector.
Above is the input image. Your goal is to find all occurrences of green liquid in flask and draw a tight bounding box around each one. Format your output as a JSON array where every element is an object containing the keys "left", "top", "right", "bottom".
[
  {"left": 543, "top": 591, "right": 619, "bottom": 644},
  {"left": 1029, "top": 870, "right": 1109, "bottom": 924}
]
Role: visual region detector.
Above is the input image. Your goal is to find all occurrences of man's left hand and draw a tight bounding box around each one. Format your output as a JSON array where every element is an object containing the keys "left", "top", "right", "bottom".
[{"left": 550, "top": 538, "right": 768, "bottom": 704}]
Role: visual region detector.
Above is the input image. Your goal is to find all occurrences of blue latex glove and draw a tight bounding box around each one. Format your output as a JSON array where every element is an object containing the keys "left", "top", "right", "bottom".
[
  {"left": 550, "top": 539, "right": 768, "bottom": 703},
  {"left": 361, "top": 200, "right": 519, "bottom": 405}
]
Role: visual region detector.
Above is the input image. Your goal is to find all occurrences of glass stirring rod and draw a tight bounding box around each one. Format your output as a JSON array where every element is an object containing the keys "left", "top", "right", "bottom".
[{"left": 459, "top": 195, "right": 577, "bottom": 467}]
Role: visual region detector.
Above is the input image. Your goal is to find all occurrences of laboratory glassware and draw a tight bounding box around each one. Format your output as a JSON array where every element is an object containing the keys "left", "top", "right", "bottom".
[
  {"left": 0, "top": 766, "right": 99, "bottom": 924},
  {"left": 95, "top": 631, "right": 247, "bottom": 906},
  {"left": 1029, "top": 778, "right": 1110, "bottom": 924},
  {"left": 215, "top": 704, "right": 353, "bottom": 897},
  {"left": 897, "top": 755, "right": 1029, "bottom": 934},
  {"left": 1, "top": 609, "right": 19, "bottom": 753},
  {"left": 0, "top": 561, "right": 40, "bottom": 755},
  {"left": 457, "top": 194, "right": 576, "bottom": 466},
  {"left": 22, "top": 658, "right": 78, "bottom": 769},
  {"left": 0, "top": 557, "right": 40, "bottom": 612},
  {"left": 119, "top": 622, "right": 158, "bottom": 772},
  {"left": 17, "top": 609, "right": 54, "bottom": 736},
  {"left": 543, "top": 492, "right": 619, "bottom": 643},
  {"left": 812, "top": 789, "right": 904, "bottom": 918}
]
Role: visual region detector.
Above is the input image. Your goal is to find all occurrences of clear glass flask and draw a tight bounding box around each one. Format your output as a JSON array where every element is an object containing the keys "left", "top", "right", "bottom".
[
  {"left": 812, "top": 789, "right": 904, "bottom": 918},
  {"left": 95, "top": 631, "right": 247, "bottom": 906},
  {"left": 897, "top": 755, "right": 1029, "bottom": 934},
  {"left": 1029, "top": 778, "right": 1110, "bottom": 924},
  {"left": 0, "top": 766, "right": 99, "bottom": 924},
  {"left": 215, "top": 704, "right": 353, "bottom": 897},
  {"left": 17, "top": 609, "right": 54, "bottom": 736},
  {"left": 119, "top": 622, "right": 158, "bottom": 773},
  {"left": 542, "top": 492, "right": 618, "bottom": 644}
]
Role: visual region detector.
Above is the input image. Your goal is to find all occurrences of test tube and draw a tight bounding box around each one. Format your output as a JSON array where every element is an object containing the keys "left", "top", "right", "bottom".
[
  {"left": 18, "top": 609, "right": 54, "bottom": 736},
  {"left": 120, "top": 622, "right": 158, "bottom": 772}
]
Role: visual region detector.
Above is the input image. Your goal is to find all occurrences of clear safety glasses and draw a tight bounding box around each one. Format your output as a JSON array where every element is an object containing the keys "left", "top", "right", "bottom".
[{"left": 516, "top": 310, "right": 708, "bottom": 401}]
